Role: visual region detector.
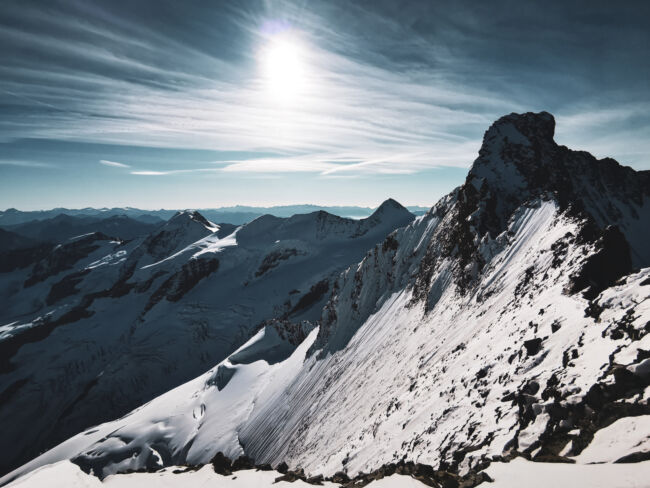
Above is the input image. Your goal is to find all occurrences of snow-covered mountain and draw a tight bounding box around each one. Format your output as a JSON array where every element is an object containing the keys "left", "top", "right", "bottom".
[
  {"left": 2, "top": 111, "right": 649, "bottom": 487},
  {"left": 0, "top": 204, "right": 414, "bottom": 477}
]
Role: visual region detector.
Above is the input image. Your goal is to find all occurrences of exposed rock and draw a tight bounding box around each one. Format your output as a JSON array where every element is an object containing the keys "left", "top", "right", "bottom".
[
  {"left": 289, "top": 279, "right": 330, "bottom": 316},
  {"left": 145, "top": 257, "right": 219, "bottom": 311},
  {"left": 46, "top": 269, "right": 91, "bottom": 305},
  {"left": 24, "top": 233, "right": 111, "bottom": 287},
  {"left": 210, "top": 452, "right": 232, "bottom": 475},
  {"left": 523, "top": 338, "right": 543, "bottom": 356},
  {"left": 232, "top": 455, "right": 254, "bottom": 471},
  {"left": 569, "top": 226, "right": 633, "bottom": 299},
  {"left": 256, "top": 248, "right": 303, "bottom": 277}
]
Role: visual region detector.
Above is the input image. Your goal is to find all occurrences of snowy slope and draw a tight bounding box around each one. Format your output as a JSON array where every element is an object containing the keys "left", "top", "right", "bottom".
[
  {"left": 3, "top": 112, "right": 649, "bottom": 486},
  {"left": 0, "top": 205, "right": 413, "bottom": 477},
  {"left": 241, "top": 202, "right": 649, "bottom": 475},
  {"left": 1, "top": 322, "right": 318, "bottom": 482},
  {"left": 485, "top": 458, "right": 650, "bottom": 488},
  {"left": 7, "top": 458, "right": 650, "bottom": 488},
  {"left": 6, "top": 461, "right": 445, "bottom": 488},
  {"left": 236, "top": 113, "right": 650, "bottom": 474}
]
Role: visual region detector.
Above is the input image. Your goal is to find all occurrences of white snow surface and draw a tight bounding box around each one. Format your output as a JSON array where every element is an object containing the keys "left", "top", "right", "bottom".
[
  {"left": 1, "top": 326, "right": 319, "bottom": 482},
  {"left": 486, "top": 458, "right": 650, "bottom": 488},
  {"left": 576, "top": 416, "right": 650, "bottom": 464},
  {"left": 8, "top": 458, "right": 650, "bottom": 488},
  {"left": 5, "top": 462, "right": 436, "bottom": 488},
  {"left": 5, "top": 462, "right": 345, "bottom": 488}
]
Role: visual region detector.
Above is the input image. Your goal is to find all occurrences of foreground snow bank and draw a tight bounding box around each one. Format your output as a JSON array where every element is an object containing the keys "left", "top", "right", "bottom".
[
  {"left": 575, "top": 415, "right": 650, "bottom": 464},
  {"left": 9, "top": 459, "right": 650, "bottom": 488},
  {"left": 486, "top": 458, "right": 650, "bottom": 488},
  {"left": 6, "top": 461, "right": 428, "bottom": 488}
]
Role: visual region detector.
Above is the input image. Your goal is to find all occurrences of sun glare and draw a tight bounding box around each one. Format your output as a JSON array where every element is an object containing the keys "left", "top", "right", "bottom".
[{"left": 261, "top": 34, "right": 307, "bottom": 101}]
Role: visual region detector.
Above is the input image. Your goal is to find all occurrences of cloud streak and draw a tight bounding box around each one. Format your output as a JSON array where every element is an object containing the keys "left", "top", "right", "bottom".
[
  {"left": 131, "top": 168, "right": 220, "bottom": 176},
  {"left": 0, "top": 0, "right": 648, "bottom": 186},
  {"left": 100, "top": 160, "right": 130, "bottom": 168},
  {"left": 0, "top": 159, "right": 55, "bottom": 168},
  {"left": 0, "top": 0, "right": 518, "bottom": 178}
]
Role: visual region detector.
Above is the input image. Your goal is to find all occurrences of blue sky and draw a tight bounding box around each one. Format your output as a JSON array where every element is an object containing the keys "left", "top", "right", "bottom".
[{"left": 1, "top": 0, "right": 649, "bottom": 210}]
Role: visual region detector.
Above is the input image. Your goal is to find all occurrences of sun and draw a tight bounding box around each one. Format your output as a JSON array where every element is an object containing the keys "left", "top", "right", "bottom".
[{"left": 260, "top": 34, "right": 307, "bottom": 101}]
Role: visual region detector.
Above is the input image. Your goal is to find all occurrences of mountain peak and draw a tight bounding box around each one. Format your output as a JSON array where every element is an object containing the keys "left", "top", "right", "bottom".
[
  {"left": 482, "top": 111, "right": 555, "bottom": 149},
  {"left": 465, "top": 111, "right": 650, "bottom": 267},
  {"left": 376, "top": 198, "right": 402, "bottom": 210},
  {"left": 468, "top": 112, "right": 561, "bottom": 204},
  {"left": 370, "top": 198, "right": 412, "bottom": 219},
  {"left": 167, "top": 210, "right": 214, "bottom": 229}
]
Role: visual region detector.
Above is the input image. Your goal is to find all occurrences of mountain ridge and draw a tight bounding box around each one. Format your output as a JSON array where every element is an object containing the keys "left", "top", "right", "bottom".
[{"left": 1, "top": 112, "right": 649, "bottom": 486}]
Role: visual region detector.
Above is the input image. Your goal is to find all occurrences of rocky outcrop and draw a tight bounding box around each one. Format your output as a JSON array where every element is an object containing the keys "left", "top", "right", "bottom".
[
  {"left": 145, "top": 257, "right": 219, "bottom": 311},
  {"left": 24, "top": 233, "right": 112, "bottom": 287},
  {"left": 256, "top": 248, "right": 303, "bottom": 277},
  {"left": 206, "top": 452, "right": 492, "bottom": 488}
]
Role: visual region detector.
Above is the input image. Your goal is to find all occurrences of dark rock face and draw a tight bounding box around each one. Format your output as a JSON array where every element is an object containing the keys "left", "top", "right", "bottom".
[
  {"left": 46, "top": 269, "right": 91, "bottom": 305},
  {"left": 210, "top": 452, "right": 232, "bottom": 476},
  {"left": 181, "top": 210, "right": 214, "bottom": 229},
  {"left": 523, "top": 338, "right": 543, "bottom": 356},
  {"left": 142, "top": 211, "right": 212, "bottom": 261},
  {"left": 24, "top": 233, "right": 111, "bottom": 287},
  {"left": 0, "top": 306, "right": 94, "bottom": 373},
  {"left": 231, "top": 455, "right": 254, "bottom": 471},
  {"left": 381, "top": 233, "right": 399, "bottom": 252},
  {"left": 569, "top": 225, "right": 633, "bottom": 299},
  {"left": 289, "top": 279, "right": 330, "bottom": 316},
  {"left": 144, "top": 229, "right": 185, "bottom": 260},
  {"left": 256, "top": 248, "right": 303, "bottom": 277},
  {"left": 0, "top": 242, "right": 53, "bottom": 273},
  {"left": 331, "top": 471, "right": 350, "bottom": 483},
  {"left": 145, "top": 257, "right": 219, "bottom": 311}
]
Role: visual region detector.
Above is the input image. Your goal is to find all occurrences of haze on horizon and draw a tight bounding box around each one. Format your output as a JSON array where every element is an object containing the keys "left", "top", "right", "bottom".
[{"left": 1, "top": 0, "right": 649, "bottom": 211}]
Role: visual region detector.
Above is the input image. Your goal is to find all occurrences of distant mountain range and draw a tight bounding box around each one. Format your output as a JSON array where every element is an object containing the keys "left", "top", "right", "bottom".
[
  {"left": 1, "top": 215, "right": 161, "bottom": 245},
  {"left": 0, "top": 205, "right": 429, "bottom": 227}
]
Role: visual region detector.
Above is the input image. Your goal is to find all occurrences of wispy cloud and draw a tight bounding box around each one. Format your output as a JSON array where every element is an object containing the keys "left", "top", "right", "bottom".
[
  {"left": 0, "top": 1, "right": 520, "bottom": 177},
  {"left": 218, "top": 143, "right": 481, "bottom": 177},
  {"left": 0, "top": 159, "right": 54, "bottom": 168},
  {"left": 1, "top": 0, "right": 648, "bottom": 179},
  {"left": 100, "top": 159, "right": 130, "bottom": 168},
  {"left": 130, "top": 168, "right": 220, "bottom": 176}
]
